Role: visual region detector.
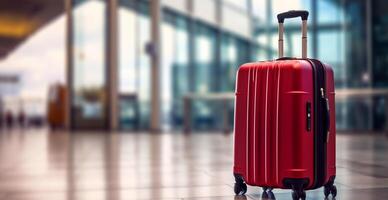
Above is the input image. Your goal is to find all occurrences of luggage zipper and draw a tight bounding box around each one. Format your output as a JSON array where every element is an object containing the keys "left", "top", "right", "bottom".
[
  {"left": 305, "top": 59, "right": 328, "bottom": 190},
  {"left": 277, "top": 58, "right": 329, "bottom": 189}
]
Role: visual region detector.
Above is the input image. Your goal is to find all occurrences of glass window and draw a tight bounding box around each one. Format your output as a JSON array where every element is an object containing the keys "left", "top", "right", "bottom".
[
  {"left": 72, "top": 0, "right": 107, "bottom": 129},
  {"left": 372, "top": 1, "right": 388, "bottom": 87},
  {"left": 318, "top": 31, "right": 346, "bottom": 87},
  {"left": 317, "top": 0, "right": 344, "bottom": 24},
  {"left": 117, "top": 0, "right": 151, "bottom": 129},
  {"left": 194, "top": 25, "right": 217, "bottom": 94},
  {"left": 161, "top": 21, "right": 175, "bottom": 128},
  {"left": 192, "top": 24, "right": 218, "bottom": 129},
  {"left": 221, "top": 36, "right": 237, "bottom": 92},
  {"left": 221, "top": 35, "right": 250, "bottom": 91},
  {"left": 171, "top": 17, "right": 189, "bottom": 127},
  {"left": 160, "top": 13, "right": 190, "bottom": 128},
  {"left": 137, "top": 3, "right": 151, "bottom": 128},
  {"left": 252, "top": 0, "right": 267, "bottom": 23},
  {"left": 224, "top": 0, "right": 248, "bottom": 11},
  {"left": 342, "top": 1, "right": 368, "bottom": 88},
  {"left": 118, "top": 1, "right": 138, "bottom": 129},
  {"left": 118, "top": 6, "right": 136, "bottom": 94}
]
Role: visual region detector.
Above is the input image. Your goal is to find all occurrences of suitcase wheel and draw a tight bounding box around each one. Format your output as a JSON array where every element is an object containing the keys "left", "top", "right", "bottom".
[
  {"left": 234, "top": 182, "right": 247, "bottom": 195},
  {"left": 290, "top": 182, "right": 306, "bottom": 200},
  {"left": 292, "top": 189, "right": 306, "bottom": 200},
  {"left": 324, "top": 184, "right": 337, "bottom": 198},
  {"left": 233, "top": 173, "right": 247, "bottom": 195},
  {"left": 324, "top": 176, "right": 337, "bottom": 198},
  {"left": 262, "top": 187, "right": 275, "bottom": 199}
]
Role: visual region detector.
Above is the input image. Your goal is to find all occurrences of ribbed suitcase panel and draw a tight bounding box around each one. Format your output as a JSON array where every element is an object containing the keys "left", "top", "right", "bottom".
[
  {"left": 246, "top": 67, "right": 258, "bottom": 184},
  {"left": 255, "top": 66, "right": 267, "bottom": 185},
  {"left": 246, "top": 66, "right": 259, "bottom": 184},
  {"left": 267, "top": 63, "right": 280, "bottom": 185},
  {"left": 245, "top": 68, "right": 252, "bottom": 183},
  {"left": 245, "top": 63, "right": 281, "bottom": 186}
]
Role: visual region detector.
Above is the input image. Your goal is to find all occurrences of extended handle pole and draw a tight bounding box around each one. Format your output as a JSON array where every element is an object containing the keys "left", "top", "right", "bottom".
[
  {"left": 278, "top": 23, "right": 284, "bottom": 58},
  {"left": 277, "top": 10, "right": 309, "bottom": 58},
  {"left": 302, "top": 20, "right": 307, "bottom": 58}
]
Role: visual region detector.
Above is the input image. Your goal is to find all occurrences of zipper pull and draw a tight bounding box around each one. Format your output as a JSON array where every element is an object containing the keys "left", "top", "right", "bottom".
[{"left": 320, "top": 88, "right": 325, "bottom": 98}]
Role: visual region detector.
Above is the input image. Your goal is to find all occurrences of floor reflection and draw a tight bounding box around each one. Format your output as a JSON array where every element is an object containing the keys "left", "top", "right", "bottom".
[{"left": 0, "top": 129, "right": 387, "bottom": 199}]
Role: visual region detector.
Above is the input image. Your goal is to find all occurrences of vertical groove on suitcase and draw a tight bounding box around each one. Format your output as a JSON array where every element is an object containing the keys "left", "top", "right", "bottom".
[
  {"left": 248, "top": 67, "right": 258, "bottom": 183},
  {"left": 266, "top": 63, "right": 280, "bottom": 185},
  {"left": 253, "top": 68, "right": 259, "bottom": 183},
  {"left": 256, "top": 66, "right": 265, "bottom": 184},
  {"left": 246, "top": 66, "right": 261, "bottom": 184},
  {"left": 245, "top": 68, "right": 251, "bottom": 182},
  {"left": 268, "top": 64, "right": 274, "bottom": 184},
  {"left": 275, "top": 63, "right": 281, "bottom": 184},
  {"left": 264, "top": 66, "right": 269, "bottom": 183}
]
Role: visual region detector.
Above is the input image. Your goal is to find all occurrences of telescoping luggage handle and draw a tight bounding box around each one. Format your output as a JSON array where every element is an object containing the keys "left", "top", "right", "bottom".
[{"left": 277, "top": 10, "right": 309, "bottom": 58}]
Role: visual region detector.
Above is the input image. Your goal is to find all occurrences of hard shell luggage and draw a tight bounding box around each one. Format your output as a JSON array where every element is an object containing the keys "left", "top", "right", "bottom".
[{"left": 233, "top": 10, "right": 336, "bottom": 200}]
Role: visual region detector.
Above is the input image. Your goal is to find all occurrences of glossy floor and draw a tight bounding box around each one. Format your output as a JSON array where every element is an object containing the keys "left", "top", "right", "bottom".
[{"left": 0, "top": 129, "right": 388, "bottom": 200}]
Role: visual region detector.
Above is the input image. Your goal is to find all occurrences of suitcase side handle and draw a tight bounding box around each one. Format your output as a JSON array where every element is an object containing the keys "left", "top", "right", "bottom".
[{"left": 277, "top": 10, "right": 309, "bottom": 58}]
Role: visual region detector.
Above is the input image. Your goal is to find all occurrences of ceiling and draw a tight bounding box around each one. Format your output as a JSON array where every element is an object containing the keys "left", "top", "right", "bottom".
[{"left": 0, "top": 0, "right": 63, "bottom": 59}]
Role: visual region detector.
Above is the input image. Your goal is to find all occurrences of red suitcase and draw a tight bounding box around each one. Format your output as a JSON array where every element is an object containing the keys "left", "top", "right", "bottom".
[{"left": 233, "top": 10, "right": 336, "bottom": 200}]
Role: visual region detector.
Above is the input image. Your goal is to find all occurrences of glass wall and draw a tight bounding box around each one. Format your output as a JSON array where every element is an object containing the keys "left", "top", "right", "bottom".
[
  {"left": 220, "top": 35, "right": 249, "bottom": 92},
  {"left": 72, "top": 0, "right": 108, "bottom": 129},
  {"left": 115, "top": 1, "right": 256, "bottom": 130},
  {"left": 253, "top": 0, "right": 375, "bottom": 130},
  {"left": 162, "top": 12, "right": 189, "bottom": 129},
  {"left": 372, "top": 0, "right": 388, "bottom": 130},
  {"left": 113, "top": 0, "right": 381, "bottom": 131},
  {"left": 191, "top": 24, "right": 218, "bottom": 129},
  {"left": 118, "top": 0, "right": 150, "bottom": 129},
  {"left": 118, "top": 0, "right": 137, "bottom": 129},
  {"left": 373, "top": 1, "right": 388, "bottom": 88},
  {"left": 137, "top": 3, "right": 151, "bottom": 129}
]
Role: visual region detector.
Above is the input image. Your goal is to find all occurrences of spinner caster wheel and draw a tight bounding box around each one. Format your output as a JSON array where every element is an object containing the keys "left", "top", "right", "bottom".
[
  {"left": 233, "top": 174, "right": 247, "bottom": 195},
  {"left": 261, "top": 190, "right": 268, "bottom": 199},
  {"left": 292, "top": 190, "right": 299, "bottom": 200},
  {"left": 324, "top": 186, "right": 331, "bottom": 198},
  {"left": 234, "top": 182, "right": 247, "bottom": 195},
  {"left": 324, "top": 182, "right": 337, "bottom": 198},
  {"left": 300, "top": 191, "right": 306, "bottom": 200},
  {"left": 292, "top": 189, "right": 306, "bottom": 200},
  {"left": 331, "top": 185, "right": 337, "bottom": 198},
  {"left": 267, "top": 189, "right": 275, "bottom": 199}
]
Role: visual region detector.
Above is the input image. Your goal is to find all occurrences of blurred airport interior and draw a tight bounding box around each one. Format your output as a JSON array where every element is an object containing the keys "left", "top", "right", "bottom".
[{"left": 1, "top": 0, "right": 388, "bottom": 132}]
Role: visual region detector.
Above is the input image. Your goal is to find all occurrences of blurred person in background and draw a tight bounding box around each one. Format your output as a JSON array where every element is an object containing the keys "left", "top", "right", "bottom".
[
  {"left": 0, "top": 101, "right": 3, "bottom": 129},
  {"left": 5, "top": 110, "right": 14, "bottom": 129},
  {"left": 18, "top": 109, "right": 26, "bottom": 128}
]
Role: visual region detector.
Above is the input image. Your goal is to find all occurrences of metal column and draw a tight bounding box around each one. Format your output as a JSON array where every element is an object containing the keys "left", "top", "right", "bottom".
[
  {"left": 64, "top": 0, "right": 72, "bottom": 130},
  {"left": 107, "top": 0, "right": 119, "bottom": 130},
  {"left": 150, "top": 0, "right": 161, "bottom": 131}
]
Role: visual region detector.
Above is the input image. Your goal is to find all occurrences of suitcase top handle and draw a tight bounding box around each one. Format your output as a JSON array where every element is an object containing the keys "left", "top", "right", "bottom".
[
  {"left": 277, "top": 10, "right": 309, "bottom": 59},
  {"left": 277, "top": 10, "right": 309, "bottom": 23}
]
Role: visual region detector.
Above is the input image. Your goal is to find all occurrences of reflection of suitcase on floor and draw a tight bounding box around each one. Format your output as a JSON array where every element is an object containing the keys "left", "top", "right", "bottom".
[{"left": 233, "top": 10, "right": 336, "bottom": 200}]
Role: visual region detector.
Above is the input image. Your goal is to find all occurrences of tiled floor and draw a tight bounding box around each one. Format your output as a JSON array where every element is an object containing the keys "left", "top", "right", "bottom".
[{"left": 0, "top": 128, "right": 388, "bottom": 199}]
